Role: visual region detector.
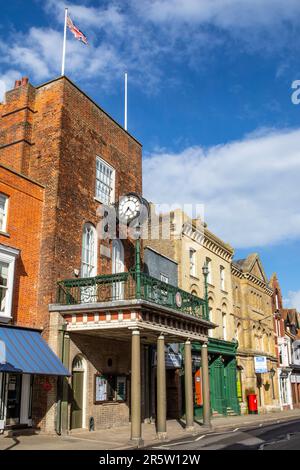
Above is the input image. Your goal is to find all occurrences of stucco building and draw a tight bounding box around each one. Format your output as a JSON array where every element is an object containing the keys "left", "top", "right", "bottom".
[{"left": 232, "top": 254, "right": 280, "bottom": 413}]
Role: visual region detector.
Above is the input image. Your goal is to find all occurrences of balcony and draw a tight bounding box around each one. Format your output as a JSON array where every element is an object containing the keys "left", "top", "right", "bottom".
[{"left": 57, "top": 271, "right": 208, "bottom": 321}]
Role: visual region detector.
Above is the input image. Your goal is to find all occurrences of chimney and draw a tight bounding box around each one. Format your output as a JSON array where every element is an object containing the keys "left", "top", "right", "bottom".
[
  {"left": 14, "top": 77, "right": 29, "bottom": 89},
  {"left": 21, "top": 77, "right": 29, "bottom": 86}
]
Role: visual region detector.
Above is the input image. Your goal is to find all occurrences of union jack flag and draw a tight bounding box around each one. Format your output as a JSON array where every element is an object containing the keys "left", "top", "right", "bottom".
[{"left": 67, "top": 15, "right": 88, "bottom": 45}]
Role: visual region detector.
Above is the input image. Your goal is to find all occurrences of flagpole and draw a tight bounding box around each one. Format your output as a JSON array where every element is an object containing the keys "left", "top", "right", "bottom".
[
  {"left": 61, "top": 7, "right": 68, "bottom": 76},
  {"left": 124, "top": 72, "right": 128, "bottom": 131}
]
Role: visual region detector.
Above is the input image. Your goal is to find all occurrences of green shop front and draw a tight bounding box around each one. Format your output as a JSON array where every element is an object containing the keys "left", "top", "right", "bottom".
[{"left": 186, "top": 338, "right": 240, "bottom": 418}]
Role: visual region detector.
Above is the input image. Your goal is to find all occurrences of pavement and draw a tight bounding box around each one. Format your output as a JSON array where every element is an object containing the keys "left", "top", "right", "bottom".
[{"left": 0, "top": 408, "right": 300, "bottom": 450}]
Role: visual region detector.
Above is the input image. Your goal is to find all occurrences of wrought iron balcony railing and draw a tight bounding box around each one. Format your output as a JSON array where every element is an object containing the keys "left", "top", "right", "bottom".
[{"left": 57, "top": 271, "right": 208, "bottom": 320}]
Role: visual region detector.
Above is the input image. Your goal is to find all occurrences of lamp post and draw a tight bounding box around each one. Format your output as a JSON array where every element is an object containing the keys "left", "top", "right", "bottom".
[
  {"left": 202, "top": 265, "right": 209, "bottom": 320},
  {"left": 134, "top": 224, "right": 141, "bottom": 298},
  {"left": 270, "top": 367, "right": 276, "bottom": 400}
]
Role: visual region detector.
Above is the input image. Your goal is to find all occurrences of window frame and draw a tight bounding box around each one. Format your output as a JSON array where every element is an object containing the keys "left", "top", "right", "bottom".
[
  {"left": 0, "top": 194, "right": 8, "bottom": 233},
  {"left": 205, "top": 257, "right": 212, "bottom": 284},
  {"left": 81, "top": 223, "right": 97, "bottom": 278},
  {"left": 0, "top": 245, "right": 19, "bottom": 322},
  {"left": 189, "top": 248, "right": 196, "bottom": 277},
  {"left": 95, "top": 156, "right": 116, "bottom": 205},
  {"left": 220, "top": 265, "right": 226, "bottom": 291}
]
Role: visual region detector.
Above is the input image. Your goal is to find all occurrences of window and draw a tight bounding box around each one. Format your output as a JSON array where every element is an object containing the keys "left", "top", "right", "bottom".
[
  {"left": 0, "top": 245, "right": 19, "bottom": 320},
  {"left": 81, "top": 224, "right": 97, "bottom": 278},
  {"left": 189, "top": 249, "right": 196, "bottom": 276},
  {"left": 0, "top": 194, "right": 8, "bottom": 232},
  {"left": 222, "top": 312, "right": 227, "bottom": 340},
  {"left": 205, "top": 257, "right": 212, "bottom": 284},
  {"left": 95, "top": 157, "right": 115, "bottom": 205},
  {"left": 0, "top": 261, "right": 9, "bottom": 313},
  {"left": 220, "top": 266, "right": 225, "bottom": 291},
  {"left": 160, "top": 273, "right": 169, "bottom": 284}
]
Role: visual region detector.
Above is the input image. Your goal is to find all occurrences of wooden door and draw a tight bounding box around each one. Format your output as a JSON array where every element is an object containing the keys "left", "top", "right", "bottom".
[{"left": 71, "top": 371, "right": 84, "bottom": 429}]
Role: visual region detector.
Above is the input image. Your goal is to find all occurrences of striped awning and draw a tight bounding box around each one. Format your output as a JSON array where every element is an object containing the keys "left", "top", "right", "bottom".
[{"left": 0, "top": 326, "right": 70, "bottom": 376}]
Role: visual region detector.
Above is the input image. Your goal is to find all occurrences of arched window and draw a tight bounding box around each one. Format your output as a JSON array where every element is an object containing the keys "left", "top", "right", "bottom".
[
  {"left": 222, "top": 312, "right": 227, "bottom": 340},
  {"left": 72, "top": 355, "right": 85, "bottom": 371},
  {"left": 112, "top": 239, "right": 125, "bottom": 300},
  {"left": 208, "top": 296, "right": 214, "bottom": 337},
  {"left": 221, "top": 303, "right": 227, "bottom": 340},
  {"left": 81, "top": 223, "right": 97, "bottom": 278},
  {"left": 220, "top": 266, "right": 225, "bottom": 291},
  {"left": 112, "top": 239, "right": 124, "bottom": 274},
  {"left": 205, "top": 258, "right": 212, "bottom": 284}
]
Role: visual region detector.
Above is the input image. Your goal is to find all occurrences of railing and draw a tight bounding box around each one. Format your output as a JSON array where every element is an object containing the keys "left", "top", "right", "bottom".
[{"left": 57, "top": 271, "right": 208, "bottom": 320}]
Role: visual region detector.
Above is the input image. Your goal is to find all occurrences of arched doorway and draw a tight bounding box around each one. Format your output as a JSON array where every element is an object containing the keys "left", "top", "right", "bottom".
[
  {"left": 112, "top": 239, "right": 124, "bottom": 299},
  {"left": 70, "top": 355, "right": 86, "bottom": 430}
]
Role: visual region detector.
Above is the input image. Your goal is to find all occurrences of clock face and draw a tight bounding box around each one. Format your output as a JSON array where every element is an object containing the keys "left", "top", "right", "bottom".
[{"left": 118, "top": 194, "right": 141, "bottom": 223}]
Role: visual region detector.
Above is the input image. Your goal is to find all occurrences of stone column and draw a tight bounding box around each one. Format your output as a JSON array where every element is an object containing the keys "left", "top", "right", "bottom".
[
  {"left": 201, "top": 343, "right": 211, "bottom": 427},
  {"left": 130, "top": 329, "right": 143, "bottom": 446},
  {"left": 144, "top": 345, "right": 150, "bottom": 422},
  {"left": 156, "top": 334, "right": 167, "bottom": 439},
  {"left": 184, "top": 340, "right": 194, "bottom": 431}
]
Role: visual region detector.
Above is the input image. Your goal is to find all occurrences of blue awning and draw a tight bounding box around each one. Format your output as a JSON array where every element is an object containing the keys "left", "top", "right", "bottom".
[{"left": 0, "top": 326, "right": 70, "bottom": 376}]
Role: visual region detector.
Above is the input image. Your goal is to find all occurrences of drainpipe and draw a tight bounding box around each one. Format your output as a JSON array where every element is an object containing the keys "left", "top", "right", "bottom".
[
  {"left": 55, "top": 327, "right": 65, "bottom": 435},
  {"left": 55, "top": 325, "right": 69, "bottom": 435}
]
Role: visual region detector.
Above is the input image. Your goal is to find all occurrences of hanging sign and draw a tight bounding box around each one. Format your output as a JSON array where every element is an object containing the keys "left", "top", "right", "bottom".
[{"left": 254, "top": 356, "right": 268, "bottom": 373}]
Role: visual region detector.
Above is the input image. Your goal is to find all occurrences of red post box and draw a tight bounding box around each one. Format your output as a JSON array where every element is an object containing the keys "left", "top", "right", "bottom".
[{"left": 247, "top": 394, "right": 258, "bottom": 414}]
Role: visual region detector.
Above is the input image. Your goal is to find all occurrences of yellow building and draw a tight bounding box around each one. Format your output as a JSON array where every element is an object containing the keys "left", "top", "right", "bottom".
[
  {"left": 147, "top": 209, "right": 240, "bottom": 416},
  {"left": 232, "top": 254, "right": 280, "bottom": 413}
]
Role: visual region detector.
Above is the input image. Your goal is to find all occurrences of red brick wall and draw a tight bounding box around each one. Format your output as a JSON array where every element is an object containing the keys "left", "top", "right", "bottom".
[
  {"left": 0, "top": 77, "right": 142, "bottom": 334},
  {"left": 0, "top": 165, "right": 44, "bottom": 327}
]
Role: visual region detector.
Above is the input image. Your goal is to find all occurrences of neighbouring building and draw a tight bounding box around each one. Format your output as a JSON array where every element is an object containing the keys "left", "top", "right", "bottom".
[
  {"left": 0, "top": 163, "right": 68, "bottom": 432},
  {"left": 281, "top": 309, "right": 300, "bottom": 408},
  {"left": 147, "top": 209, "right": 240, "bottom": 418},
  {"left": 0, "top": 75, "right": 213, "bottom": 442},
  {"left": 232, "top": 254, "right": 280, "bottom": 413},
  {"left": 270, "top": 274, "right": 293, "bottom": 410}
]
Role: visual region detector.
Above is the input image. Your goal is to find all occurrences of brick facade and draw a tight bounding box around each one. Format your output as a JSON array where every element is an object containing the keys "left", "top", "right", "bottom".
[
  {"left": 0, "top": 76, "right": 142, "bottom": 432},
  {"left": 0, "top": 164, "right": 44, "bottom": 327},
  {"left": 0, "top": 76, "right": 142, "bottom": 335}
]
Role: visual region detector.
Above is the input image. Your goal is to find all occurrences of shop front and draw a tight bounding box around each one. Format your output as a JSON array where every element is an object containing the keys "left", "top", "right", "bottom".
[
  {"left": 0, "top": 325, "right": 70, "bottom": 432},
  {"left": 189, "top": 338, "right": 240, "bottom": 418}
]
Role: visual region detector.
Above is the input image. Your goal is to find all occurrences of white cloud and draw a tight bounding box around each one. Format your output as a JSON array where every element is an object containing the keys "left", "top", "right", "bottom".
[
  {"left": 287, "top": 290, "right": 300, "bottom": 311},
  {"left": 1, "top": 0, "right": 299, "bottom": 96},
  {"left": 0, "top": 69, "right": 21, "bottom": 101},
  {"left": 143, "top": 128, "right": 300, "bottom": 248},
  {"left": 133, "top": 0, "right": 300, "bottom": 28}
]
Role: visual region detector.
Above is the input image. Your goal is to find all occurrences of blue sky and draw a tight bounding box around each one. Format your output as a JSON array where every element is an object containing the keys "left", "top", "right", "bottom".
[{"left": 1, "top": 0, "right": 300, "bottom": 306}]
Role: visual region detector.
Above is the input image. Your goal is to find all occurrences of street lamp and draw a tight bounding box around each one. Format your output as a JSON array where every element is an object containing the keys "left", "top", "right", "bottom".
[
  {"left": 270, "top": 367, "right": 276, "bottom": 400},
  {"left": 202, "top": 265, "right": 209, "bottom": 320}
]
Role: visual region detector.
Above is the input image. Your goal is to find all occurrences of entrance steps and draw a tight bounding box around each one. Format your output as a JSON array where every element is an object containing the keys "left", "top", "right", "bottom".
[{"left": 212, "top": 407, "right": 239, "bottom": 417}]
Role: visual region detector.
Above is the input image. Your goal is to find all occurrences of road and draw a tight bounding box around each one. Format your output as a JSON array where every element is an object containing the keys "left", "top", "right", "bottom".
[{"left": 150, "top": 418, "right": 300, "bottom": 450}]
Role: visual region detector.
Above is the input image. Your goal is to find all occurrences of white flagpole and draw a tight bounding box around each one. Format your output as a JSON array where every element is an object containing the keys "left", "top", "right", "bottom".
[
  {"left": 61, "top": 8, "right": 68, "bottom": 76},
  {"left": 124, "top": 72, "right": 128, "bottom": 131}
]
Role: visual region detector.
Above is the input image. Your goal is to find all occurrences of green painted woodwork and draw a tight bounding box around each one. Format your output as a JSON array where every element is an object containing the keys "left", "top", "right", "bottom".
[
  {"left": 71, "top": 371, "right": 84, "bottom": 430},
  {"left": 57, "top": 271, "right": 208, "bottom": 320},
  {"left": 135, "top": 238, "right": 141, "bottom": 298},
  {"left": 191, "top": 339, "right": 240, "bottom": 417},
  {"left": 210, "top": 356, "right": 227, "bottom": 415},
  {"left": 225, "top": 358, "right": 240, "bottom": 415}
]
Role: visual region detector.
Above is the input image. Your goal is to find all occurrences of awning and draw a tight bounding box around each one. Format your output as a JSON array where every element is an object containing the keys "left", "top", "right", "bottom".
[{"left": 0, "top": 326, "right": 70, "bottom": 376}]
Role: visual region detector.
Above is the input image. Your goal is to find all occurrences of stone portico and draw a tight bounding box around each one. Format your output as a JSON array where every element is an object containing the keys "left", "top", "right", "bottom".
[{"left": 49, "top": 287, "right": 214, "bottom": 444}]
